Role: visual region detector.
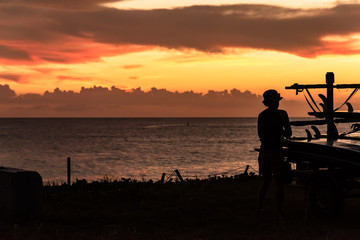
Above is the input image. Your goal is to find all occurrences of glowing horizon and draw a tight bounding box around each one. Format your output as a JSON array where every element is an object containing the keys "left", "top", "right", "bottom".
[
  {"left": 105, "top": 0, "right": 341, "bottom": 10},
  {"left": 1, "top": 0, "right": 360, "bottom": 116}
]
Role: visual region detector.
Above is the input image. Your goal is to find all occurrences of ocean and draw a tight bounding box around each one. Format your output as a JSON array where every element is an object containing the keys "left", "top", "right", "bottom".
[{"left": 0, "top": 118, "right": 351, "bottom": 183}]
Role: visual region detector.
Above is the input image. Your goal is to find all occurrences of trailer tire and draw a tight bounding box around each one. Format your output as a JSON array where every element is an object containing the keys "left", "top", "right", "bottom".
[{"left": 309, "top": 177, "right": 344, "bottom": 218}]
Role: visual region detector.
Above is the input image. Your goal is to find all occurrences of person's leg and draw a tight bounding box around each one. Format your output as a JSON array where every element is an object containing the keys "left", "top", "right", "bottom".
[
  {"left": 257, "top": 151, "right": 272, "bottom": 214},
  {"left": 275, "top": 178, "right": 284, "bottom": 215},
  {"left": 273, "top": 152, "right": 284, "bottom": 215},
  {"left": 257, "top": 173, "right": 271, "bottom": 214}
]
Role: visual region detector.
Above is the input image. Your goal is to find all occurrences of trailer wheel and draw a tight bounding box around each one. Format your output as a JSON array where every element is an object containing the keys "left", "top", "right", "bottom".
[{"left": 308, "top": 177, "right": 344, "bottom": 218}]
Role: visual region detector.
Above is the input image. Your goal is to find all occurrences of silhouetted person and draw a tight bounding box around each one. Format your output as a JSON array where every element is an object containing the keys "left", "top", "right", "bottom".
[{"left": 256, "top": 89, "right": 292, "bottom": 215}]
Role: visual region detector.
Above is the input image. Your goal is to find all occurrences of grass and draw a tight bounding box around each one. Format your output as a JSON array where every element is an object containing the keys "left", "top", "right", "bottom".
[{"left": 1, "top": 174, "right": 360, "bottom": 239}]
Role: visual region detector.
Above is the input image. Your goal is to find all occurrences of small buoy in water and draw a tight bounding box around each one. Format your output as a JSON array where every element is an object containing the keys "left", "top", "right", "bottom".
[{"left": 186, "top": 121, "right": 190, "bottom": 126}]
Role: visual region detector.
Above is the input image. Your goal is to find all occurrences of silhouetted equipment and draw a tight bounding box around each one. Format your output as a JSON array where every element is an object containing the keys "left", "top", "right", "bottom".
[
  {"left": 284, "top": 72, "right": 360, "bottom": 217},
  {"left": 286, "top": 72, "right": 360, "bottom": 139},
  {"left": 174, "top": 169, "right": 184, "bottom": 182},
  {"left": 243, "top": 165, "right": 250, "bottom": 175},
  {"left": 161, "top": 169, "right": 185, "bottom": 183},
  {"left": 305, "top": 129, "right": 312, "bottom": 141},
  {"left": 318, "top": 94, "right": 327, "bottom": 107},
  {"left": 351, "top": 123, "right": 360, "bottom": 132},
  {"left": 319, "top": 102, "right": 327, "bottom": 113},
  {"left": 67, "top": 157, "right": 71, "bottom": 186},
  {"left": 311, "top": 126, "right": 321, "bottom": 138},
  {"left": 346, "top": 102, "right": 354, "bottom": 113},
  {"left": 0, "top": 167, "right": 42, "bottom": 219}
]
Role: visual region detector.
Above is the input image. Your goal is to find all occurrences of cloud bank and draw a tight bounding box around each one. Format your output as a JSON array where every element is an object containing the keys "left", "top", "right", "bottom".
[
  {"left": 1, "top": 2, "right": 360, "bottom": 65},
  {"left": 0, "top": 84, "right": 309, "bottom": 117}
]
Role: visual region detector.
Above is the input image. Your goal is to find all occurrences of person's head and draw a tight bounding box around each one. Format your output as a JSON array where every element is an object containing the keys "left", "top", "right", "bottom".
[{"left": 262, "top": 89, "right": 282, "bottom": 109}]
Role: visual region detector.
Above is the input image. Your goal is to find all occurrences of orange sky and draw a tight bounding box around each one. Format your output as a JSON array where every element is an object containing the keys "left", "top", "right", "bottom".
[{"left": 1, "top": 0, "right": 360, "bottom": 117}]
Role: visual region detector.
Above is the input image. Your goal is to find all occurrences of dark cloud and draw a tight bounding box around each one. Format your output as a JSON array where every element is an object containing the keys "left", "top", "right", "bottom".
[
  {"left": 0, "top": 45, "right": 31, "bottom": 60},
  {"left": 123, "top": 64, "right": 143, "bottom": 69},
  {"left": 79, "top": 4, "right": 360, "bottom": 57},
  {"left": 0, "top": 74, "right": 22, "bottom": 82},
  {"left": 0, "top": 84, "right": 16, "bottom": 100},
  {"left": 32, "top": 67, "right": 68, "bottom": 74},
  {"left": 0, "top": 0, "right": 123, "bottom": 10},
  {"left": 0, "top": 84, "right": 312, "bottom": 117},
  {"left": 1, "top": 3, "right": 360, "bottom": 64},
  {"left": 57, "top": 75, "right": 92, "bottom": 81}
]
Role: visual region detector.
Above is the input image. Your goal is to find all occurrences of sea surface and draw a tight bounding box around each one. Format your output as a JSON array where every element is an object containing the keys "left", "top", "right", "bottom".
[{"left": 0, "top": 118, "right": 353, "bottom": 183}]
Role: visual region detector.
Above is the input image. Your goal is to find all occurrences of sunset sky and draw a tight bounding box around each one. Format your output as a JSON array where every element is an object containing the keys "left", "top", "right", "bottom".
[{"left": 1, "top": 0, "right": 360, "bottom": 117}]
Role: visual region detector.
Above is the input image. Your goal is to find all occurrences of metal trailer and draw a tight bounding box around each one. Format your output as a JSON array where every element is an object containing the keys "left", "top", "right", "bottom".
[{"left": 283, "top": 72, "right": 360, "bottom": 217}]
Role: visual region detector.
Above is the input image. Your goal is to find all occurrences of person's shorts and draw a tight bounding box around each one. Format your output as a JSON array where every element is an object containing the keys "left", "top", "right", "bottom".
[{"left": 258, "top": 148, "right": 283, "bottom": 179}]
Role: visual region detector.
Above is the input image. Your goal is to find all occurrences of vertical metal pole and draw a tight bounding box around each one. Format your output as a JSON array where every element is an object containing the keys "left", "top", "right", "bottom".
[
  {"left": 67, "top": 157, "right": 71, "bottom": 186},
  {"left": 326, "top": 72, "right": 338, "bottom": 139}
]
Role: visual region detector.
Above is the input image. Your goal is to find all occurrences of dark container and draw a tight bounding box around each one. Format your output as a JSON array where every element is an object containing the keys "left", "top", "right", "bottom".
[{"left": 0, "top": 167, "right": 42, "bottom": 219}]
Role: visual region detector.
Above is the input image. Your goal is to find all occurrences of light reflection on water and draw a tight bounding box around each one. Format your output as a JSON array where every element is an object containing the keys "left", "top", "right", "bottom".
[{"left": 0, "top": 118, "right": 353, "bottom": 183}]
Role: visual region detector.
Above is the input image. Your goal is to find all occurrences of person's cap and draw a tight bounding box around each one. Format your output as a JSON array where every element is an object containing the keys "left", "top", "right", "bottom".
[{"left": 262, "top": 89, "right": 283, "bottom": 103}]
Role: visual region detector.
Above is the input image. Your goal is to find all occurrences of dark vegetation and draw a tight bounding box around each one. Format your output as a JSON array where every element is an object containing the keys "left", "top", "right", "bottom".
[{"left": 1, "top": 175, "right": 360, "bottom": 239}]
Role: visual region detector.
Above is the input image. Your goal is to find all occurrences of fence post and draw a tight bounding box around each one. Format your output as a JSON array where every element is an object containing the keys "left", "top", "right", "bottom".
[
  {"left": 243, "top": 165, "right": 250, "bottom": 175},
  {"left": 160, "top": 173, "right": 166, "bottom": 183},
  {"left": 67, "top": 157, "right": 71, "bottom": 186},
  {"left": 174, "top": 169, "right": 184, "bottom": 182}
]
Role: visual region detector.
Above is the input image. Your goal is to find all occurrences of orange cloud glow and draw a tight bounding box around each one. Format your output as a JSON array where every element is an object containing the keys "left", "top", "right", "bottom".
[
  {"left": 0, "top": 39, "right": 154, "bottom": 65},
  {"left": 0, "top": 84, "right": 311, "bottom": 117},
  {"left": 123, "top": 65, "right": 143, "bottom": 69},
  {"left": 2, "top": 2, "right": 360, "bottom": 63},
  {"left": 2, "top": 1, "right": 360, "bottom": 116},
  {"left": 0, "top": 74, "right": 22, "bottom": 82}
]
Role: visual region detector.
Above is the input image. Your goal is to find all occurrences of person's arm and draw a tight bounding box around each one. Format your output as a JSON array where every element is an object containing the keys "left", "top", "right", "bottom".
[
  {"left": 279, "top": 110, "right": 292, "bottom": 139},
  {"left": 257, "top": 112, "right": 265, "bottom": 140}
]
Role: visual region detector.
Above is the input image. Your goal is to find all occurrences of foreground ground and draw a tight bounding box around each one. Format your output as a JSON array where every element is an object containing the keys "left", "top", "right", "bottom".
[{"left": 1, "top": 175, "right": 360, "bottom": 239}]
